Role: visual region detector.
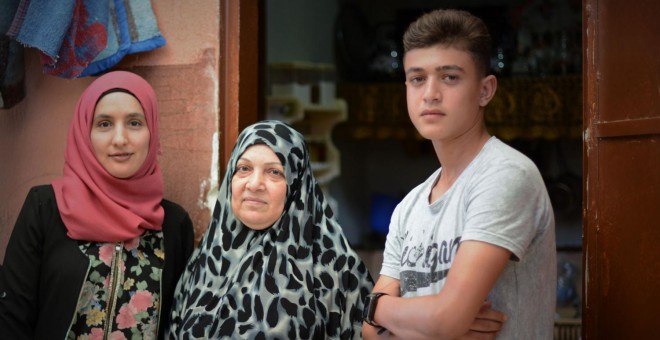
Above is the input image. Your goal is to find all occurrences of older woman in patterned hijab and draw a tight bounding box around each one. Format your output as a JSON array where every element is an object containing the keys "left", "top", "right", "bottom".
[{"left": 168, "top": 120, "right": 374, "bottom": 339}]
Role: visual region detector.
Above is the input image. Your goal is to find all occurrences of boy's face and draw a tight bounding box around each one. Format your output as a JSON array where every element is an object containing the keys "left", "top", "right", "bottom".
[{"left": 403, "top": 44, "right": 492, "bottom": 142}]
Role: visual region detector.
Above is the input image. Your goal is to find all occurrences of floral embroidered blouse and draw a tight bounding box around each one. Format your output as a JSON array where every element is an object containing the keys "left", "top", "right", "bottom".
[{"left": 67, "top": 230, "right": 165, "bottom": 340}]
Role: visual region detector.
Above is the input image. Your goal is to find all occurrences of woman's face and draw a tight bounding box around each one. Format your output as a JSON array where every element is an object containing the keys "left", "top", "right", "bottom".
[
  {"left": 231, "top": 144, "right": 287, "bottom": 230},
  {"left": 90, "top": 91, "right": 151, "bottom": 179}
]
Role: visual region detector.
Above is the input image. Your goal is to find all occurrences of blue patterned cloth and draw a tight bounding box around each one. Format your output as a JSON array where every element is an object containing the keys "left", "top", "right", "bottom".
[
  {"left": 80, "top": 0, "right": 166, "bottom": 77},
  {"left": 5, "top": 0, "right": 165, "bottom": 79}
]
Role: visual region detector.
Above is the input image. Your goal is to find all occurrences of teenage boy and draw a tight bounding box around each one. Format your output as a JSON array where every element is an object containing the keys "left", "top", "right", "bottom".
[{"left": 362, "top": 9, "right": 556, "bottom": 339}]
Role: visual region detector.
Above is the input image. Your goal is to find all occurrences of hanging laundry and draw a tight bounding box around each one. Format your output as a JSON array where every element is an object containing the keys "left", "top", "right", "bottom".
[
  {"left": 80, "top": 0, "right": 166, "bottom": 77},
  {"left": 5, "top": 0, "right": 166, "bottom": 79},
  {"left": 0, "top": 0, "right": 25, "bottom": 109},
  {"left": 8, "top": 0, "right": 108, "bottom": 79}
]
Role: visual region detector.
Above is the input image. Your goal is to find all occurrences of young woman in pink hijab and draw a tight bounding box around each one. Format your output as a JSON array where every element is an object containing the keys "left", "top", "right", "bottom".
[{"left": 0, "top": 71, "right": 195, "bottom": 339}]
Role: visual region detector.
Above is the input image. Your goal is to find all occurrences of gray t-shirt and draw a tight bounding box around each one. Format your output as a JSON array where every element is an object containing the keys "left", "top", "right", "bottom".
[{"left": 381, "top": 137, "right": 556, "bottom": 339}]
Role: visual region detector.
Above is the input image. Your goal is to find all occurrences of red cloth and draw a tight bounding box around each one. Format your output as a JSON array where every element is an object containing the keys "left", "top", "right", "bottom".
[{"left": 52, "top": 71, "right": 164, "bottom": 242}]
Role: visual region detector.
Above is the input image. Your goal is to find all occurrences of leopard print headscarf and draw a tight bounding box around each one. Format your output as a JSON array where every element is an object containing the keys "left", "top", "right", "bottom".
[{"left": 168, "top": 120, "right": 373, "bottom": 339}]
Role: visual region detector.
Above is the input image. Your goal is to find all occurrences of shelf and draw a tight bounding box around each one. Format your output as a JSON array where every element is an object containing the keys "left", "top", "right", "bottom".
[
  {"left": 266, "top": 96, "right": 304, "bottom": 124},
  {"left": 335, "top": 75, "right": 583, "bottom": 141},
  {"left": 311, "top": 162, "right": 332, "bottom": 172},
  {"left": 302, "top": 134, "right": 327, "bottom": 142},
  {"left": 304, "top": 100, "right": 348, "bottom": 114},
  {"left": 266, "top": 96, "right": 347, "bottom": 124},
  {"left": 267, "top": 96, "right": 347, "bottom": 187}
]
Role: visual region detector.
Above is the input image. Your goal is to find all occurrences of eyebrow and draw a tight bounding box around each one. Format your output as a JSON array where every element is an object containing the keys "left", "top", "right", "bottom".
[
  {"left": 237, "top": 157, "right": 283, "bottom": 167},
  {"left": 93, "top": 112, "right": 146, "bottom": 120},
  {"left": 405, "top": 64, "right": 466, "bottom": 74}
]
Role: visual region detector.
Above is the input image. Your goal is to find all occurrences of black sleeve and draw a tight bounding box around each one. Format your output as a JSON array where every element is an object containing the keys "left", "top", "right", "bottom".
[
  {"left": 158, "top": 200, "right": 195, "bottom": 339},
  {"left": 178, "top": 211, "right": 195, "bottom": 270},
  {"left": 0, "top": 187, "right": 45, "bottom": 339}
]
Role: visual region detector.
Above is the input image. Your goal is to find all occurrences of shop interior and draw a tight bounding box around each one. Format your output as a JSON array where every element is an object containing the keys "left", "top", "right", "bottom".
[{"left": 265, "top": 0, "right": 582, "bottom": 325}]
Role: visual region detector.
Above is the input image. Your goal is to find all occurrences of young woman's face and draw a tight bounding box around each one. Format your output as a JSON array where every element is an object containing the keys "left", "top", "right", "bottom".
[
  {"left": 231, "top": 144, "right": 287, "bottom": 230},
  {"left": 90, "top": 91, "right": 151, "bottom": 179}
]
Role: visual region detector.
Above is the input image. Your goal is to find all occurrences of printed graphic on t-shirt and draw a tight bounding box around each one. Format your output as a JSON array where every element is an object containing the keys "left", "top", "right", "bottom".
[{"left": 400, "top": 236, "right": 460, "bottom": 295}]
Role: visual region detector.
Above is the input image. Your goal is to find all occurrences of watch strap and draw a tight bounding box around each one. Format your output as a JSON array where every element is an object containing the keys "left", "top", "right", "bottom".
[{"left": 364, "top": 292, "right": 388, "bottom": 327}]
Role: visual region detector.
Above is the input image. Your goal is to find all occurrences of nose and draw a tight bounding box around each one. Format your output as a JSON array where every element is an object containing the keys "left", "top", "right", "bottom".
[
  {"left": 111, "top": 126, "right": 128, "bottom": 146},
  {"left": 245, "top": 171, "right": 264, "bottom": 191},
  {"left": 423, "top": 78, "right": 441, "bottom": 103}
]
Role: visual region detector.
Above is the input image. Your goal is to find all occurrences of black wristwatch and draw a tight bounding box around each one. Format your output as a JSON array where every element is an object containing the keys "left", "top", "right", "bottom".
[{"left": 363, "top": 292, "right": 388, "bottom": 327}]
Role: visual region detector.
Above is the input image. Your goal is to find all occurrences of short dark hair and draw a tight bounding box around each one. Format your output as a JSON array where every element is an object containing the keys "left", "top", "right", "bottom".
[{"left": 403, "top": 9, "right": 492, "bottom": 77}]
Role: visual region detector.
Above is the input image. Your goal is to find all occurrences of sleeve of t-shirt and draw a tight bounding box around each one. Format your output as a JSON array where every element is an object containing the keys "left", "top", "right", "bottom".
[
  {"left": 460, "top": 161, "right": 548, "bottom": 261},
  {"left": 379, "top": 198, "right": 405, "bottom": 280}
]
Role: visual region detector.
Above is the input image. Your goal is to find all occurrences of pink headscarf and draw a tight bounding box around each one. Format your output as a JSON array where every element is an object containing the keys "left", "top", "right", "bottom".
[{"left": 52, "top": 71, "right": 164, "bottom": 242}]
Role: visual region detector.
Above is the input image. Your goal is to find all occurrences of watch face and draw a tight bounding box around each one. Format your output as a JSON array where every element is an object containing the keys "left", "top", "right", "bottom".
[{"left": 362, "top": 295, "right": 372, "bottom": 320}]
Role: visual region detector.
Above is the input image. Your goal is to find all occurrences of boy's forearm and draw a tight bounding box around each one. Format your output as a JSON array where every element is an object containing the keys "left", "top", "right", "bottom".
[
  {"left": 363, "top": 322, "right": 400, "bottom": 340},
  {"left": 371, "top": 242, "right": 511, "bottom": 339},
  {"left": 373, "top": 294, "right": 465, "bottom": 339}
]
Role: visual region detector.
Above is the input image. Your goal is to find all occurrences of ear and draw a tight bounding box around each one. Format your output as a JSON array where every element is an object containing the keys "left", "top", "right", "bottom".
[{"left": 478, "top": 75, "right": 497, "bottom": 107}]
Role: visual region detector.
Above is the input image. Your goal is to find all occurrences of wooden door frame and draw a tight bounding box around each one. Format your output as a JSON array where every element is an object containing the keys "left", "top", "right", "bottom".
[
  {"left": 582, "top": 0, "right": 598, "bottom": 335},
  {"left": 219, "top": 0, "right": 264, "bottom": 177},
  {"left": 583, "top": 0, "right": 660, "bottom": 337}
]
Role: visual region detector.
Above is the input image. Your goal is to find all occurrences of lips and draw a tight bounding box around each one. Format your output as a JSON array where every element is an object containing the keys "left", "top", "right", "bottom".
[
  {"left": 243, "top": 197, "right": 267, "bottom": 205},
  {"left": 421, "top": 109, "right": 445, "bottom": 117},
  {"left": 109, "top": 153, "right": 133, "bottom": 162}
]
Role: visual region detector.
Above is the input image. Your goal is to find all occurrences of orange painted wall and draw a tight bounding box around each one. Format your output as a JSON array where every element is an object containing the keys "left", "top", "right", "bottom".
[{"left": 0, "top": 1, "right": 220, "bottom": 262}]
